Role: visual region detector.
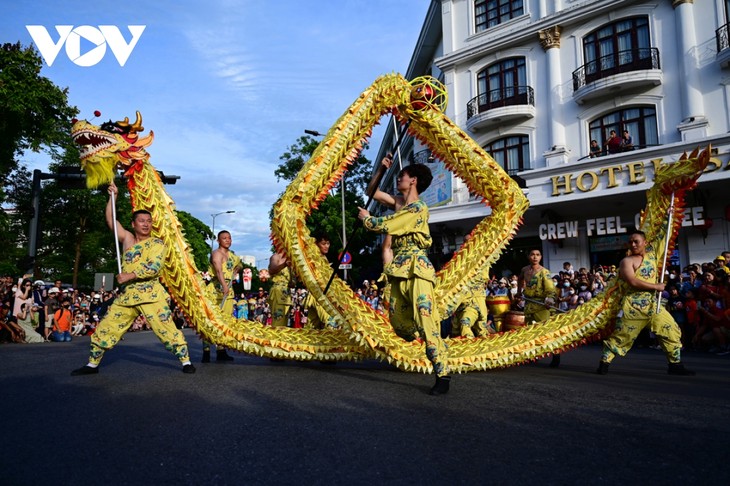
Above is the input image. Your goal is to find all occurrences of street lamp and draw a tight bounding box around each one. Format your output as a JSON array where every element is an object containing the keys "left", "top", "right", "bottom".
[
  {"left": 305, "top": 129, "right": 348, "bottom": 281},
  {"left": 211, "top": 210, "right": 235, "bottom": 253}
]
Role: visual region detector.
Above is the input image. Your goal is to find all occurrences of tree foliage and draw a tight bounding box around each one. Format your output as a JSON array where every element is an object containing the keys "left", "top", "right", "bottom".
[
  {"left": 0, "top": 42, "right": 77, "bottom": 203},
  {"left": 0, "top": 42, "right": 79, "bottom": 279},
  {"left": 275, "top": 135, "right": 382, "bottom": 285},
  {"left": 176, "top": 210, "right": 214, "bottom": 271}
]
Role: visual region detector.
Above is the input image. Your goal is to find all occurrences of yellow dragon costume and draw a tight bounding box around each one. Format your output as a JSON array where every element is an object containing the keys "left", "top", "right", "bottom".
[{"left": 71, "top": 73, "right": 710, "bottom": 373}]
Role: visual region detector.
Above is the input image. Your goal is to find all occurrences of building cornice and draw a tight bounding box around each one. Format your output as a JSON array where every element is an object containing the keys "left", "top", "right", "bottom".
[{"left": 435, "top": 0, "right": 634, "bottom": 71}]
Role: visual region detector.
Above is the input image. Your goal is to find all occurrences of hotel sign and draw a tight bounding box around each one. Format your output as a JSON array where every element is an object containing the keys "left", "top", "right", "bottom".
[{"left": 550, "top": 156, "right": 728, "bottom": 197}]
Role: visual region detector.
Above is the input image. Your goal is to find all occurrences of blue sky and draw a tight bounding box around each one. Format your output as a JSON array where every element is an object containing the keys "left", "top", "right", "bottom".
[{"left": 3, "top": 1, "right": 431, "bottom": 267}]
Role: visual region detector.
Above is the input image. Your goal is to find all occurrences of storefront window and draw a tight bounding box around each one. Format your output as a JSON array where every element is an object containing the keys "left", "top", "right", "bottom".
[
  {"left": 589, "top": 234, "right": 630, "bottom": 269},
  {"left": 485, "top": 135, "right": 530, "bottom": 175}
]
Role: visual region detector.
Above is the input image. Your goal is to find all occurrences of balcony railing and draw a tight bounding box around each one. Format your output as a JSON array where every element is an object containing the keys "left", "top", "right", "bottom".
[
  {"left": 717, "top": 22, "right": 730, "bottom": 53},
  {"left": 467, "top": 86, "right": 535, "bottom": 119},
  {"left": 572, "top": 47, "right": 660, "bottom": 91}
]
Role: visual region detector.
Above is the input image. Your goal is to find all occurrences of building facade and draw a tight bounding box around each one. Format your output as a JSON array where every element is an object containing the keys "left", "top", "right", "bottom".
[{"left": 375, "top": 0, "right": 730, "bottom": 276}]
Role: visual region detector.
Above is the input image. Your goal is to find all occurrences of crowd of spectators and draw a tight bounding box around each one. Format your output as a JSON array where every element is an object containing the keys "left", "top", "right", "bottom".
[
  {"left": 0, "top": 276, "right": 116, "bottom": 344},
  {"left": 484, "top": 262, "right": 611, "bottom": 312},
  {"left": 663, "top": 254, "right": 730, "bottom": 354},
  {"left": 481, "top": 252, "right": 730, "bottom": 354},
  {"left": 3, "top": 249, "right": 728, "bottom": 352},
  {"left": 220, "top": 279, "right": 386, "bottom": 329}
]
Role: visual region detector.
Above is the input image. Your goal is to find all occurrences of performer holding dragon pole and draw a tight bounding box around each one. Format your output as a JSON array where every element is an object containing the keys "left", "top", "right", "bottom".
[
  {"left": 518, "top": 248, "right": 557, "bottom": 325},
  {"left": 203, "top": 230, "right": 240, "bottom": 363},
  {"left": 597, "top": 230, "right": 694, "bottom": 376},
  {"left": 268, "top": 251, "right": 293, "bottom": 328},
  {"left": 519, "top": 248, "right": 560, "bottom": 367},
  {"left": 304, "top": 232, "right": 338, "bottom": 330},
  {"left": 72, "top": 182, "right": 195, "bottom": 375},
  {"left": 358, "top": 163, "right": 451, "bottom": 395}
]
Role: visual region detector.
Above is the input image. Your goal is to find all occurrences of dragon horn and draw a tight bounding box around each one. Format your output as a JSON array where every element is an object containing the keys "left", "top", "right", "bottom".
[
  {"left": 130, "top": 111, "right": 144, "bottom": 133},
  {"left": 115, "top": 111, "right": 145, "bottom": 134}
]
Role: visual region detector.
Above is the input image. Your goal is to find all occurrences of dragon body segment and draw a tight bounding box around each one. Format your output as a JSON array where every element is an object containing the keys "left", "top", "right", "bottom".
[{"left": 71, "top": 75, "right": 710, "bottom": 374}]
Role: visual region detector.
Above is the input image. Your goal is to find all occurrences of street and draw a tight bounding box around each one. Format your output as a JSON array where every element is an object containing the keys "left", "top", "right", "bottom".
[{"left": 2, "top": 329, "right": 728, "bottom": 485}]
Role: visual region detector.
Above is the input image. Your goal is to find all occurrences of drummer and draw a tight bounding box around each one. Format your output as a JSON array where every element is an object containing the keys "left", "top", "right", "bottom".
[{"left": 518, "top": 248, "right": 560, "bottom": 367}]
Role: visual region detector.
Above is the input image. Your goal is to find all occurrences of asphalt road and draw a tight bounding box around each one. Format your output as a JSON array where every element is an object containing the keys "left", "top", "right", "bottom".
[{"left": 2, "top": 329, "right": 729, "bottom": 485}]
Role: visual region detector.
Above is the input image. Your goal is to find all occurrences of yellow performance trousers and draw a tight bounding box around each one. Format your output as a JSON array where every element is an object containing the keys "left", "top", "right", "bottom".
[
  {"left": 204, "top": 289, "right": 234, "bottom": 351},
  {"left": 89, "top": 300, "right": 190, "bottom": 365},
  {"left": 601, "top": 307, "right": 682, "bottom": 364},
  {"left": 389, "top": 276, "right": 449, "bottom": 377}
]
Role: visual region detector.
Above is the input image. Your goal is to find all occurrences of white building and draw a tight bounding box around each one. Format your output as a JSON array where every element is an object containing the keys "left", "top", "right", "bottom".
[{"left": 374, "top": 0, "right": 730, "bottom": 275}]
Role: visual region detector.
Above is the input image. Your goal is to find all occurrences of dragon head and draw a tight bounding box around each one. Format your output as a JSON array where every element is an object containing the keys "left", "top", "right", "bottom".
[
  {"left": 652, "top": 146, "right": 711, "bottom": 195},
  {"left": 638, "top": 146, "right": 711, "bottom": 257},
  {"left": 71, "top": 111, "right": 154, "bottom": 188}
]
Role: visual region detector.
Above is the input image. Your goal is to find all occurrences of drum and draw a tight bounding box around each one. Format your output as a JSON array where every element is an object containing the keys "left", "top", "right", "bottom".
[
  {"left": 502, "top": 311, "right": 526, "bottom": 331},
  {"left": 486, "top": 295, "right": 512, "bottom": 333},
  {"left": 485, "top": 295, "right": 511, "bottom": 317}
]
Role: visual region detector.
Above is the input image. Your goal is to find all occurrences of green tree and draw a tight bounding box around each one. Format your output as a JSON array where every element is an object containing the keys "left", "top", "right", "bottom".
[
  {"left": 0, "top": 42, "right": 77, "bottom": 205},
  {"left": 0, "top": 166, "right": 33, "bottom": 275},
  {"left": 176, "top": 210, "right": 213, "bottom": 271},
  {"left": 0, "top": 42, "right": 78, "bottom": 277},
  {"left": 275, "top": 135, "right": 382, "bottom": 285}
]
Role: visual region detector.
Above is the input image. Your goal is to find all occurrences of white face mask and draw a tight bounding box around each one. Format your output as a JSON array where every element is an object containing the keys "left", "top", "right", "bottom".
[{"left": 569, "top": 289, "right": 575, "bottom": 295}]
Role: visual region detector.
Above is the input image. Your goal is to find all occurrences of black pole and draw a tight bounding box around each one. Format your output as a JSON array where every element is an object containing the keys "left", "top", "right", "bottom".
[{"left": 323, "top": 120, "right": 411, "bottom": 295}]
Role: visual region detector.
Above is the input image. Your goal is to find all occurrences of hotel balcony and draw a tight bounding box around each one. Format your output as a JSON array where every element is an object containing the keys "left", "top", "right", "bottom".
[
  {"left": 466, "top": 86, "right": 536, "bottom": 132},
  {"left": 572, "top": 48, "right": 662, "bottom": 105},
  {"left": 717, "top": 22, "right": 730, "bottom": 68}
]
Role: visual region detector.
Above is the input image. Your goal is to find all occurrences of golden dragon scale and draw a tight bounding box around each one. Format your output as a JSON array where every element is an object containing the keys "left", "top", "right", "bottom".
[{"left": 71, "top": 73, "right": 710, "bottom": 373}]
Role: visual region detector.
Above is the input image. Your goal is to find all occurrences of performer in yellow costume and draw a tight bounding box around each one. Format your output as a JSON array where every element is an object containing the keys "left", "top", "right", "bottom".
[
  {"left": 519, "top": 249, "right": 557, "bottom": 325},
  {"left": 519, "top": 248, "right": 559, "bottom": 367},
  {"left": 71, "top": 182, "right": 195, "bottom": 375},
  {"left": 454, "top": 235, "right": 490, "bottom": 338},
  {"left": 203, "top": 230, "right": 240, "bottom": 362},
  {"left": 268, "top": 252, "right": 292, "bottom": 328},
  {"left": 359, "top": 163, "right": 451, "bottom": 395},
  {"left": 455, "top": 279, "right": 490, "bottom": 338},
  {"left": 304, "top": 233, "right": 338, "bottom": 330},
  {"left": 597, "top": 231, "right": 694, "bottom": 375}
]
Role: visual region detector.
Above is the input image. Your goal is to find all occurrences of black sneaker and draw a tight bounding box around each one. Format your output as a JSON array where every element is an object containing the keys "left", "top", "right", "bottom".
[
  {"left": 596, "top": 361, "right": 609, "bottom": 375},
  {"left": 667, "top": 363, "right": 695, "bottom": 376},
  {"left": 429, "top": 376, "right": 451, "bottom": 396},
  {"left": 549, "top": 354, "right": 561, "bottom": 368},
  {"left": 182, "top": 364, "right": 196, "bottom": 374},
  {"left": 71, "top": 365, "right": 99, "bottom": 376},
  {"left": 201, "top": 350, "right": 210, "bottom": 363},
  {"left": 216, "top": 350, "right": 234, "bottom": 362}
]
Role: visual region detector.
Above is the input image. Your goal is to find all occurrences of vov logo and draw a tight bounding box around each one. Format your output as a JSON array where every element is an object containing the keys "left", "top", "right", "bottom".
[{"left": 26, "top": 25, "right": 146, "bottom": 67}]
